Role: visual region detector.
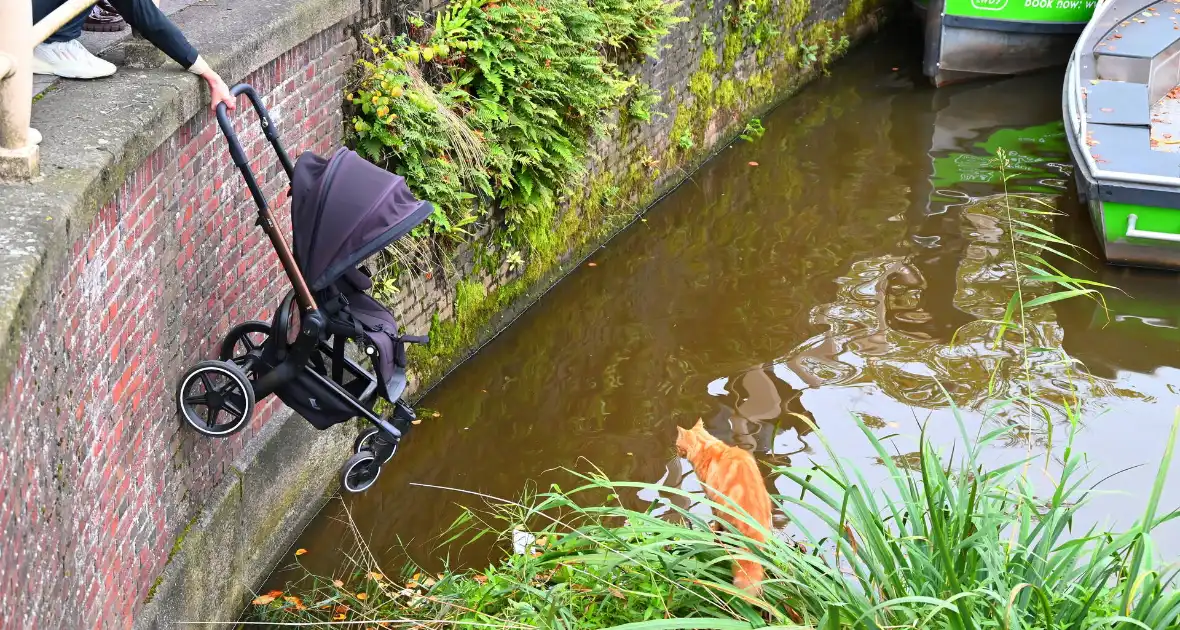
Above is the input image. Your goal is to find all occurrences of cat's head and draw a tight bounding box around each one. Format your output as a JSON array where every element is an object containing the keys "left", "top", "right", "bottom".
[{"left": 675, "top": 419, "right": 717, "bottom": 459}]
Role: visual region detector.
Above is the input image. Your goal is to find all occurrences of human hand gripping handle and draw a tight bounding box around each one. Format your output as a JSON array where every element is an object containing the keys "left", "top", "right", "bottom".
[
  {"left": 203, "top": 69, "right": 235, "bottom": 112},
  {"left": 188, "top": 55, "right": 234, "bottom": 112}
]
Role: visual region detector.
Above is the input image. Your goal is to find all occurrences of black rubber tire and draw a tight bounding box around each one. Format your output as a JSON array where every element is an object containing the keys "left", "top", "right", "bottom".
[
  {"left": 341, "top": 451, "right": 381, "bottom": 493},
  {"left": 353, "top": 427, "right": 397, "bottom": 465},
  {"left": 176, "top": 360, "right": 256, "bottom": 438},
  {"left": 218, "top": 321, "right": 271, "bottom": 367}
]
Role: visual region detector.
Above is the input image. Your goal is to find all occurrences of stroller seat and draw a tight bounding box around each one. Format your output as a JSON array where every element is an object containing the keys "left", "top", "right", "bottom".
[{"left": 318, "top": 266, "right": 426, "bottom": 404}]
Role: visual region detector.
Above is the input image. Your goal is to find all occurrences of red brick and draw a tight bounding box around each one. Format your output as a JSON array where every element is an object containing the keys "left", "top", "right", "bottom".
[{"left": 1, "top": 27, "right": 352, "bottom": 629}]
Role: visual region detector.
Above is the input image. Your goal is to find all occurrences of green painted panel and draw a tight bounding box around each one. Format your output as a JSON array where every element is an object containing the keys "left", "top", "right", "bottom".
[
  {"left": 943, "top": 0, "right": 1095, "bottom": 23},
  {"left": 1101, "top": 201, "right": 1180, "bottom": 244}
]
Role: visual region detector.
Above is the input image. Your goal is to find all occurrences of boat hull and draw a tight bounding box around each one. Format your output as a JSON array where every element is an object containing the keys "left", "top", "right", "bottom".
[
  {"left": 918, "top": 0, "right": 1092, "bottom": 86},
  {"left": 1064, "top": 35, "right": 1180, "bottom": 271}
]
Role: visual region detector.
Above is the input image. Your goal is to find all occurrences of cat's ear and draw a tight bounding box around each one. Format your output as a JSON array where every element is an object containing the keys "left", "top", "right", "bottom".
[{"left": 692, "top": 418, "right": 707, "bottom": 433}]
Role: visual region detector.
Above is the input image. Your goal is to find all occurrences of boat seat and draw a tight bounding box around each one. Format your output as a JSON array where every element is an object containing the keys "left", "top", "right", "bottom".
[
  {"left": 1087, "top": 80, "right": 1152, "bottom": 125},
  {"left": 1087, "top": 123, "right": 1180, "bottom": 176},
  {"left": 1094, "top": 0, "right": 1180, "bottom": 101}
]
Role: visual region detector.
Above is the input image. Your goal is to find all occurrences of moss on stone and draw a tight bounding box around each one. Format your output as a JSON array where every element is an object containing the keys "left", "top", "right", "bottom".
[
  {"left": 784, "top": 0, "right": 810, "bottom": 29},
  {"left": 688, "top": 71, "right": 714, "bottom": 101},
  {"left": 717, "top": 78, "right": 740, "bottom": 111},
  {"left": 723, "top": 30, "right": 743, "bottom": 69},
  {"left": 145, "top": 515, "right": 199, "bottom": 603},
  {"left": 701, "top": 47, "right": 719, "bottom": 73}
]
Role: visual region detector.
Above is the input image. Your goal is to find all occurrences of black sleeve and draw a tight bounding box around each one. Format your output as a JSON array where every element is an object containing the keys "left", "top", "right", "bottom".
[{"left": 108, "top": 0, "right": 200, "bottom": 69}]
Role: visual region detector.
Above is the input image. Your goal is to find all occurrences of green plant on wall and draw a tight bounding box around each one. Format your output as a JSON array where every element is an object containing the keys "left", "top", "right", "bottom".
[
  {"left": 740, "top": 117, "right": 765, "bottom": 141},
  {"left": 346, "top": 0, "right": 682, "bottom": 247},
  {"left": 626, "top": 83, "right": 665, "bottom": 122}
]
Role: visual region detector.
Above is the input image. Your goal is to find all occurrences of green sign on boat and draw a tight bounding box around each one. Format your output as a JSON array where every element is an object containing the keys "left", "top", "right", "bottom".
[{"left": 917, "top": 0, "right": 1096, "bottom": 22}]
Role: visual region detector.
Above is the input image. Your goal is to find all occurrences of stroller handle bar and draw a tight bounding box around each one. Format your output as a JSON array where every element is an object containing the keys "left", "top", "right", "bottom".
[
  {"left": 215, "top": 84, "right": 295, "bottom": 185},
  {"left": 214, "top": 83, "right": 317, "bottom": 314}
]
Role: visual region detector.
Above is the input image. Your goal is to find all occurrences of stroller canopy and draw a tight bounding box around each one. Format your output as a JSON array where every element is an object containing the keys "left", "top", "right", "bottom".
[{"left": 291, "top": 148, "right": 433, "bottom": 291}]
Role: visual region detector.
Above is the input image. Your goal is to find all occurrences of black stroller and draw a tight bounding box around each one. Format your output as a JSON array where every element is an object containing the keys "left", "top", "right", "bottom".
[{"left": 174, "top": 84, "right": 433, "bottom": 493}]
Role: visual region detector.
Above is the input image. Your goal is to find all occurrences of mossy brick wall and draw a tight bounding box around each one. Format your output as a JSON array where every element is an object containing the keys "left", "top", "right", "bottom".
[
  {"left": 388, "top": 0, "right": 889, "bottom": 387},
  {"left": 0, "top": 24, "right": 355, "bottom": 630}
]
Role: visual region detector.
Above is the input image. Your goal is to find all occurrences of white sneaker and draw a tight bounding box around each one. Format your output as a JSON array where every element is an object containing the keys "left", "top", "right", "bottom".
[{"left": 31, "top": 40, "right": 116, "bottom": 79}]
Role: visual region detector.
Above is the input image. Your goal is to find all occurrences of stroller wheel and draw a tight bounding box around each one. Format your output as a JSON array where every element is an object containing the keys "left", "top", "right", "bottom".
[
  {"left": 353, "top": 427, "right": 397, "bottom": 464},
  {"left": 340, "top": 451, "right": 381, "bottom": 493},
  {"left": 219, "top": 321, "right": 271, "bottom": 379},
  {"left": 176, "top": 360, "right": 256, "bottom": 437}
]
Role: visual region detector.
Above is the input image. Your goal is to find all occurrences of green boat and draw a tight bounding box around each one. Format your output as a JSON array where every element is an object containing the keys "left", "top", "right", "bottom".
[
  {"left": 916, "top": 0, "right": 1098, "bottom": 86},
  {"left": 1064, "top": 0, "right": 1180, "bottom": 270}
]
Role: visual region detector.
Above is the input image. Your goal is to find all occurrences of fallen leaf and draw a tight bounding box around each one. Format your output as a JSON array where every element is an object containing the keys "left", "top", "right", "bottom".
[
  {"left": 609, "top": 587, "right": 626, "bottom": 599},
  {"left": 295, "top": 548, "right": 308, "bottom": 556},
  {"left": 284, "top": 596, "right": 307, "bottom": 610},
  {"left": 423, "top": 577, "right": 437, "bottom": 587},
  {"left": 252, "top": 594, "right": 277, "bottom": 605},
  {"left": 474, "top": 574, "right": 489, "bottom": 584},
  {"left": 335, "top": 605, "right": 351, "bottom": 615},
  {"left": 333, "top": 579, "right": 345, "bottom": 588},
  {"left": 334, "top": 614, "right": 348, "bottom": 621},
  {"left": 367, "top": 572, "right": 385, "bottom": 581},
  {"left": 748, "top": 161, "right": 759, "bottom": 166},
  {"left": 357, "top": 592, "right": 368, "bottom": 601}
]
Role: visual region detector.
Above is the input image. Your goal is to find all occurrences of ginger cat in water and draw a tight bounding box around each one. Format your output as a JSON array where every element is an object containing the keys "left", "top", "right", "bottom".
[{"left": 675, "top": 419, "right": 773, "bottom": 597}]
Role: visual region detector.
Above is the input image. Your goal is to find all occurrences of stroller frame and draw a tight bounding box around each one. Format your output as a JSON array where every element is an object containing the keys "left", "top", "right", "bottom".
[{"left": 174, "top": 84, "right": 419, "bottom": 492}]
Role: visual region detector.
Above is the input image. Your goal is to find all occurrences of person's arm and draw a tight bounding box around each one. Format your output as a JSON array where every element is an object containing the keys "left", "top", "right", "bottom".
[{"left": 107, "top": 0, "right": 234, "bottom": 111}]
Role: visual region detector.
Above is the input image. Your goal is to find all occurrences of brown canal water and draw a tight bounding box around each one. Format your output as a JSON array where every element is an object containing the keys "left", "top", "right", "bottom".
[{"left": 269, "top": 29, "right": 1180, "bottom": 586}]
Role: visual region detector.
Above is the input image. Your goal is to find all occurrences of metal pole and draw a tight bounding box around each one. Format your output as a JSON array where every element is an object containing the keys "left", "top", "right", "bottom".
[
  {"left": 31, "top": 0, "right": 98, "bottom": 46},
  {"left": 0, "top": 0, "right": 38, "bottom": 180}
]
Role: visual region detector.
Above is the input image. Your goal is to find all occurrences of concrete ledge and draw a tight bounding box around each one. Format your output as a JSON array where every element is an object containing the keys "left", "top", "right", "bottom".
[
  {"left": 0, "top": 0, "right": 360, "bottom": 391},
  {"left": 133, "top": 409, "right": 354, "bottom": 629}
]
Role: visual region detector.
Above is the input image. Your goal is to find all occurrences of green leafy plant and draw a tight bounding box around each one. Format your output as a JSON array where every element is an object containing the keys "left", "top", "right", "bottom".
[
  {"left": 701, "top": 25, "right": 716, "bottom": 46},
  {"left": 626, "top": 83, "right": 664, "bottom": 122},
  {"left": 677, "top": 129, "right": 694, "bottom": 150},
  {"left": 739, "top": 117, "right": 765, "bottom": 141},
  {"left": 799, "top": 42, "right": 819, "bottom": 68}
]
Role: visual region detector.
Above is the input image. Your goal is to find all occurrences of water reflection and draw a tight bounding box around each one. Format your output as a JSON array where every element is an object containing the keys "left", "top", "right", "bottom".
[{"left": 271, "top": 28, "right": 1180, "bottom": 585}]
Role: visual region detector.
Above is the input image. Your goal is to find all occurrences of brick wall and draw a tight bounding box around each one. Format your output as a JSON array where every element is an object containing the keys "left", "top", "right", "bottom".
[{"left": 0, "top": 24, "right": 354, "bottom": 629}]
